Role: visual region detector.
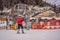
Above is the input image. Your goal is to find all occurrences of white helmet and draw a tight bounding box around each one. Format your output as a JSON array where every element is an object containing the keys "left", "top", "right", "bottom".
[{"left": 18, "top": 15, "right": 22, "bottom": 17}]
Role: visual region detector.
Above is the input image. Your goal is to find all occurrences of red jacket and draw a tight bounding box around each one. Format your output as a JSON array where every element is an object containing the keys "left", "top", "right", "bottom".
[{"left": 17, "top": 17, "right": 23, "bottom": 24}]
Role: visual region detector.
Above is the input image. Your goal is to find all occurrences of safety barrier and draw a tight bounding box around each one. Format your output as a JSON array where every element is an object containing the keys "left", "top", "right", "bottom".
[
  {"left": 31, "top": 23, "right": 37, "bottom": 29},
  {"left": 32, "top": 20, "right": 60, "bottom": 29},
  {"left": 0, "top": 20, "right": 60, "bottom": 30}
]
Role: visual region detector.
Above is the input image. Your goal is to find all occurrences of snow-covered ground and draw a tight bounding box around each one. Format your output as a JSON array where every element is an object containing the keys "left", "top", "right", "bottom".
[
  {"left": 43, "top": 0, "right": 60, "bottom": 6},
  {"left": 0, "top": 29, "right": 60, "bottom": 40}
]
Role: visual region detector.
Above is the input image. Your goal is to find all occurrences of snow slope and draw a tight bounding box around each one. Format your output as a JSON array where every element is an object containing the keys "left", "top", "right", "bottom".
[
  {"left": 0, "top": 29, "right": 60, "bottom": 40},
  {"left": 43, "top": 0, "right": 60, "bottom": 6}
]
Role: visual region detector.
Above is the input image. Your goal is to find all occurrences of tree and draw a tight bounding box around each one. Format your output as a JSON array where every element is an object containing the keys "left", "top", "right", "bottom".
[
  {"left": 35, "top": 0, "right": 39, "bottom": 5},
  {"left": 0, "top": 0, "right": 3, "bottom": 11},
  {"left": 21, "top": 0, "right": 24, "bottom": 3},
  {"left": 10, "top": 0, "right": 13, "bottom": 6},
  {"left": 53, "top": 4, "right": 56, "bottom": 12},
  {"left": 59, "top": 7, "right": 60, "bottom": 13}
]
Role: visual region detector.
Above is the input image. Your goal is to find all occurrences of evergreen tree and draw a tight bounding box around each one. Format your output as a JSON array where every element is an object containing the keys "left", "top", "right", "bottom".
[
  {"left": 35, "top": 0, "right": 39, "bottom": 5},
  {"left": 53, "top": 4, "right": 56, "bottom": 12},
  {"left": 10, "top": 0, "right": 13, "bottom": 6},
  {"left": 59, "top": 7, "right": 60, "bottom": 13},
  {"left": 0, "top": 0, "right": 3, "bottom": 11},
  {"left": 21, "top": 0, "right": 24, "bottom": 3}
]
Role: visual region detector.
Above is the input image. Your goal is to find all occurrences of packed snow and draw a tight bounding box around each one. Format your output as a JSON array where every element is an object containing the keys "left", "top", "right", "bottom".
[
  {"left": 0, "top": 29, "right": 60, "bottom": 40},
  {"left": 43, "top": 0, "right": 60, "bottom": 6}
]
